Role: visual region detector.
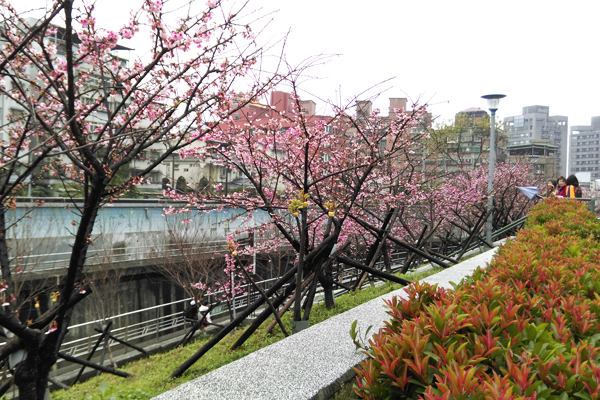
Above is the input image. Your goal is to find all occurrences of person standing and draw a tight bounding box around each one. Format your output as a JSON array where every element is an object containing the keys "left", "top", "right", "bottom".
[
  {"left": 555, "top": 176, "right": 567, "bottom": 197},
  {"left": 565, "top": 175, "right": 582, "bottom": 198},
  {"left": 185, "top": 300, "right": 198, "bottom": 321},
  {"left": 199, "top": 300, "right": 212, "bottom": 334},
  {"left": 546, "top": 179, "right": 557, "bottom": 198}
]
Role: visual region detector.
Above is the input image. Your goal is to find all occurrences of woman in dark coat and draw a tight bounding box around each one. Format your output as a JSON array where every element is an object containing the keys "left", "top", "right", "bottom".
[{"left": 564, "top": 174, "right": 582, "bottom": 198}]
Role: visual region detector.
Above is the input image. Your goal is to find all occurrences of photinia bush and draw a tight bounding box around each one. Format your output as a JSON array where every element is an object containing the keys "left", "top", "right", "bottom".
[{"left": 352, "top": 199, "right": 600, "bottom": 400}]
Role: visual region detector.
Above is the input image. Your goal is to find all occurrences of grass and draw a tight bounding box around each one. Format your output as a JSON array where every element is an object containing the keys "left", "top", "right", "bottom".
[
  {"left": 51, "top": 267, "right": 443, "bottom": 400},
  {"left": 329, "top": 380, "right": 361, "bottom": 400}
]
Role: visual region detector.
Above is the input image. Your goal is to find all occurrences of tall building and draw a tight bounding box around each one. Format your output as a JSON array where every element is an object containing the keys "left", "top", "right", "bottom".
[
  {"left": 504, "top": 106, "right": 568, "bottom": 175},
  {"left": 0, "top": 18, "right": 169, "bottom": 195},
  {"left": 569, "top": 117, "right": 600, "bottom": 180}
]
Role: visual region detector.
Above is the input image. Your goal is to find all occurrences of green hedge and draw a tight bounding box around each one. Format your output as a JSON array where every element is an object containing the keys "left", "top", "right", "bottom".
[{"left": 352, "top": 199, "right": 600, "bottom": 400}]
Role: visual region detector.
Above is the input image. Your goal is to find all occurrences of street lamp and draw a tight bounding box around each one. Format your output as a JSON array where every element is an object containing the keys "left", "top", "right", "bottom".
[{"left": 481, "top": 94, "right": 506, "bottom": 246}]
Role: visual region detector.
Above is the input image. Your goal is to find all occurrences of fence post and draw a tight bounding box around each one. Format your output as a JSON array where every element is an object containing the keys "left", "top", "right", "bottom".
[
  {"left": 590, "top": 196, "right": 596, "bottom": 214},
  {"left": 125, "top": 314, "right": 129, "bottom": 354},
  {"left": 156, "top": 307, "right": 160, "bottom": 341}
]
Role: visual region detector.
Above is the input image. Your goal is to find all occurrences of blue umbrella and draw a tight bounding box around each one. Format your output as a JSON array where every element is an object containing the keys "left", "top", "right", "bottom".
[{"left": 516, "top": 186, "right": 540, "bottom": 200}]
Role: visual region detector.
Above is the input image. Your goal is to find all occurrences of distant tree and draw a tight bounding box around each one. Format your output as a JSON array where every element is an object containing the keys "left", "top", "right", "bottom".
[
  {"left": 176, "top": 176, "right": 188, "bottom": 194},
  {"left": 150, "top": 213, "right": 226, "bottom": 310},
  {"left": 162, "top": 177, "right": 171, "bottom": 191},
  {"left": 107, "top": 163, "right": 141, "bottom": 199},
  {"left": 196, "top": 176, "right": 211, "bottom": 194},
  {"left": 29, "top": 185, "right": 52, "bottom": 197},
  {"left": 426, "top": 113, "right": 506, "bottom": 173}
]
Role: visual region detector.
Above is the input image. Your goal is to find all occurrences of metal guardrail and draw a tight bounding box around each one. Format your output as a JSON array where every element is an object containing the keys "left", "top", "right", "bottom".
[
  {"left": 52, "top": 251, "right": 414, "bottom": 368},
  {"left": 14, "top": 240, "right": 231, "bottom": 273}
]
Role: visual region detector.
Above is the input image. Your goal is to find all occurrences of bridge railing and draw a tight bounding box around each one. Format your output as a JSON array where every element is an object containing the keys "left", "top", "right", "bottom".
[{"left": 14, "top": 240, "right": 230, "bottom": 273}]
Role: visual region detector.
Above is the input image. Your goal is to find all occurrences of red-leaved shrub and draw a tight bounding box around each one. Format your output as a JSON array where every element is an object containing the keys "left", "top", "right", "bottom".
[{"left": 352, "top": 199, "right": 600, "bottom": 400}]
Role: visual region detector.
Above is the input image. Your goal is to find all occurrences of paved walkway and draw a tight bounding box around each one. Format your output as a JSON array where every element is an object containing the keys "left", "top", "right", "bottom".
[{"left": 152, "top": 246, "right": 500, "bottom": 400}]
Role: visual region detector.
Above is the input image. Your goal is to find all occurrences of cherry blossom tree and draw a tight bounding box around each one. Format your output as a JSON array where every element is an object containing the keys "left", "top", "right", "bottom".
[
  {"left": 165, "top": 80, "right": 541, "bottom": 378},
  {"left": 0, "top": 0, "right": 281, "bottom": 397},
  {"left": 150, "top": 212, "right": 234, "bottom": 310},
  {"left": 394, "top": 159, "right": 542, "bottom": 260},
  {"left": 164, "top": 77, "right": 434, "bottom": 376}
]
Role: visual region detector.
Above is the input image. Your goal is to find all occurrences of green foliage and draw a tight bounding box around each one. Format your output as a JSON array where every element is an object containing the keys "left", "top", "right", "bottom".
[
  {"left": 176, "top": 176, "right": 188, "bottom": 194},
  {"left": 427, "top": 113, "right": 507, "bottom": 169},
  {"left": 15, "top": 184, "right": 53, "bottom": 197},
  {"left": 350, "top": 320, "right": 373, "bottom": 351},
  {"left": 57, "top": 182, "right": 85, "bottom": 198},
  {"left": 352, "top": 199, "right": 600, "bottom": 400},
  {"left": 107, "top": 163, "right": 141, "bottom": 199},
  {"left": 196, "top": 176, "right": 212, "bottom": 194},
  {"left": 30, "top": 185, "right": 53, "bottom": 197},
  {"left": 329, "top": 380, "right": 362, "bottom": 400}
]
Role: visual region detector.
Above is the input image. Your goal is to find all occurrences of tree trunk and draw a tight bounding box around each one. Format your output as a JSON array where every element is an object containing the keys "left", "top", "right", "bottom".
[
  {"left": 382, "top": 243, "right": 392, "bottom": 273},
  {"left": 13, "top": 333, "right": 50, "bottom": 400},
  {"left": 15, "top": 182, "right": 104, "bottom": 398},
  {"left": 318, "top": 263, "right": 335, "bottom": 310},
  {"left": 0, "top": 206, "right": 14, "bottom": 299}
]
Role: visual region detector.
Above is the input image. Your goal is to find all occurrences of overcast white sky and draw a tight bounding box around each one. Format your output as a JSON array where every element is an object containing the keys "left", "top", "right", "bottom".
[{"left": 16, "top": 0, "right": 600, "bottom": 127}]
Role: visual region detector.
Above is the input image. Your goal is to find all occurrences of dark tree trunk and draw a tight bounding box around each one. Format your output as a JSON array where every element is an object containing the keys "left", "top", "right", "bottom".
[
  {"left": 12, "top": 183, "right": 104, "bottom": 398},
  {"left": 318, "top": 263, "right": 335, "bottom": 310},
  {"left": 382, "top": 243, "right": 392, "bottom": 273},
  {"left": 13, "top": 333, "right": 47, "bottom": 400},
  {"left": 0, "top": 206, "right": 14, "bottom": 298}
]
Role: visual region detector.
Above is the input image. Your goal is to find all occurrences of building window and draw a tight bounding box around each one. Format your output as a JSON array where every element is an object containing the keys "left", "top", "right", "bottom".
[
  {"left": 183, "top": 168, "right": 188, "bottom": 172},
  {"left": 234, "top": 113, "right": 240, "bottom": 120}
]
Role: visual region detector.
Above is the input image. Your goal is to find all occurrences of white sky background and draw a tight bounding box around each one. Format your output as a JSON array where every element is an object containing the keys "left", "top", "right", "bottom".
[{"left": 14, "top": 0, "right": 600, "bottom": 128}]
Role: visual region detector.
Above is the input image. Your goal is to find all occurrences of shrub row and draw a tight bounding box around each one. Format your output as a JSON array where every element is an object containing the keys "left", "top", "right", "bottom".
[{"left": 352, "top": 198, "right": 600, "bottom": 400}]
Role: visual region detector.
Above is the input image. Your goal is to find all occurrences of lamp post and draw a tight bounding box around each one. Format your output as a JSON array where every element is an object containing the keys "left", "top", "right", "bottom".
[{"left": 481, "top": 94, "right": 506, "bottom": 246}]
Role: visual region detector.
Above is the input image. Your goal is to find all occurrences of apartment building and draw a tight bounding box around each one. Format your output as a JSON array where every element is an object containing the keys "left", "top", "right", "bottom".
[
  {"left": 420, "top": 107, "right": 505, "bottom": 175},
  {"left": 504, "top": 106, "right": 568, "bottom": 175},
  {"left": 569, "top": 117, "right": 600, "bottom": 180},
  {"left": 506, "top": 140, "right": 558, "bottom": 179},
  {"left": 0, "top": 18, "right": 177, "bottom": 196}
]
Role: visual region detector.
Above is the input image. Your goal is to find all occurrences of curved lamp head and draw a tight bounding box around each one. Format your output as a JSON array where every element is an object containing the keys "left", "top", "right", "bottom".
[{"left": 481, "top": 94, "right": 506, "bottom": 111}]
